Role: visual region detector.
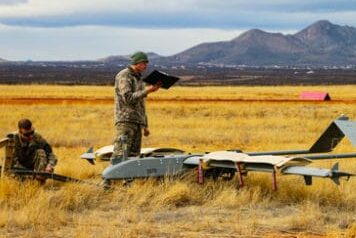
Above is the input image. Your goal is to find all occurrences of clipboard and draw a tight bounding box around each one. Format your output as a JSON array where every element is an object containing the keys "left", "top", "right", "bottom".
[{"left": 143, "top": 70, "right": 180, "bottom": 89}]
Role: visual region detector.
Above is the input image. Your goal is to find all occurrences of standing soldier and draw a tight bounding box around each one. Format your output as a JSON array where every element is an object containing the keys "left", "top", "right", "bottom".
[
  {"left": 12, "top": 118, "right": 57, "bottom": 182},
  {"left": 112, "top": 51, "right": 161, "bottom": 161}
]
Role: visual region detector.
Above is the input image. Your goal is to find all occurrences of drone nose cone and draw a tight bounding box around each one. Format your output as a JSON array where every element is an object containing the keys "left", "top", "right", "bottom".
[{"left": 102, "top": 165, "right": 116, "bottom": 180}]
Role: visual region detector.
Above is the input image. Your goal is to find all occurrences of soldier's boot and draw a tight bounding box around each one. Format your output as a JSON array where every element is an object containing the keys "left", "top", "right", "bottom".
[{"left": 33, "top": 149, "right": 49, "bottom": 184}]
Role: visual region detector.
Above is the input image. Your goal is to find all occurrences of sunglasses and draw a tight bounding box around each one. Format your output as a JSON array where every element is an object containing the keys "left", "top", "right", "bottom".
[{"left": 22, "top": 130, "right": 35, "bottom": 137}]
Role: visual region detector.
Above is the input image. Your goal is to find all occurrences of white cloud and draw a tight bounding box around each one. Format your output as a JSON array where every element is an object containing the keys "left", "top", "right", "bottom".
[
  {"left": 0, "top": 0, "right": 355, "bottom": 19},
  {"left": 0, "top": 25, "right": 253, "bottom": 60},
  {"left": 0, "top": 0, "right": 27, "bottom": 6},
  {"left": 0, "top": 0, "right": 190, "bottom": 17}
]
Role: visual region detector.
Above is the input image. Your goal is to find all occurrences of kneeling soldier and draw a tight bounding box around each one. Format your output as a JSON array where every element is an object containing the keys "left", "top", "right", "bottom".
[{"left": 12, "top": 118, "right": 57, "bottom": 182}]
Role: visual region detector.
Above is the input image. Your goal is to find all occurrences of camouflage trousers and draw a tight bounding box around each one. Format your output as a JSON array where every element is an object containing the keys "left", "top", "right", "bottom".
[
  {"left": 112, "top": 122, "right": 142, "bottom": 159},
  {"left": 14, "top": 149, "right": 49, "bottom": 171}
]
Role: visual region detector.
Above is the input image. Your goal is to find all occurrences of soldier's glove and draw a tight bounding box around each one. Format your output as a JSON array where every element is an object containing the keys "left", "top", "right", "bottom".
[{"left": 45, "top": 164, "right": 54, "bottom": 173}]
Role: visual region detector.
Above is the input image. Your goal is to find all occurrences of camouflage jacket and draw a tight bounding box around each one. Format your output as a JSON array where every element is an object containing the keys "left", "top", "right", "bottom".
[
  {"left": 114, "top": 66, "right": 148, "bottom": 127},
  {"left": 12, "top": 132, "right": 57, "bottom": 169}
]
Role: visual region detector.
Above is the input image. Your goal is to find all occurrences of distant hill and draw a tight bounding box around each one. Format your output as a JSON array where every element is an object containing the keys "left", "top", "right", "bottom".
[
  {"left": 0, "top": 58, "right": 8, "bottom": 63},
  {"left": 85, "top": 20, "right": 356, "bottom": 67},
  {"left": 99, "top": 21, "right": 356, "bottom": 67},
  {"left": 98, "top": 55, "right": 129, "bottom": 64},
  {"left": 160, "top": 20, "right": 356, "bottom": 66},
  {"left": 99, "top": 52, "right": 162, "bottom": 65}
]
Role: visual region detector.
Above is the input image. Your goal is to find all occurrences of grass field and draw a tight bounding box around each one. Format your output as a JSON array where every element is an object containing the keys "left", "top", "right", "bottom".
[{"left": 0, "top": 85, "right": 355, "bottom": 238}]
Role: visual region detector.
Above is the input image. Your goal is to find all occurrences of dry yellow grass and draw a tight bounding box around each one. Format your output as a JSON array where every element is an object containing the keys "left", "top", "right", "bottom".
[
  {"left": 0, "top": 85, "right": 355, "bottom": 238},
  {"left": 1, "top": 84, "right": 356, "bottom": 100}
]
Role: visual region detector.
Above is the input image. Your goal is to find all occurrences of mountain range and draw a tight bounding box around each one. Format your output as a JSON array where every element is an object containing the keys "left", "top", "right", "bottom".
[
  {"left": 103, "top": 20, "right": 356, "bottom": 67},
  {"left": 2, "top": 20, "right": 356, "bottom": 86},
  {"left": 1, "top": 20, "right": 355, "bottom": 67}
]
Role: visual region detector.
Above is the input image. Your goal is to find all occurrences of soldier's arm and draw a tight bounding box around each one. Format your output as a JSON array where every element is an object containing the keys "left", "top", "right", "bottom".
[
  {"left": 11, "top": 155, "right": 20, "bottom": 168},
  {"left": 117, "top": 75, "right": 147, "bottom": 105},
  {"left": 47, "top": 153, "right": 57, "bottom": 167},
  {"left": 11, "top": 135, "right": 22, "bottom": 167},
  {"left": 40, "top": 137, "right": 57, "bottom": 167}
]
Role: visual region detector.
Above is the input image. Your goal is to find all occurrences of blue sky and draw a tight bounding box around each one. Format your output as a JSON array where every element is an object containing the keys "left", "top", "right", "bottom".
[{"left": 0, "top": 0, "right": 355, "bottom": 61}]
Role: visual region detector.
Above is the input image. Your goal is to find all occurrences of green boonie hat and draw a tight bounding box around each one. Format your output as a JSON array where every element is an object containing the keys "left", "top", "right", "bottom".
[{"left": 130, "top": 51, "right": 149, "bottom": 65}]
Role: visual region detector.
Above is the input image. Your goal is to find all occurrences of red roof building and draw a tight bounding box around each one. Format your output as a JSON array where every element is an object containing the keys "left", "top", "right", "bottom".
[{"left": 299, "top": 91, "right": 331, "bottom": 101}]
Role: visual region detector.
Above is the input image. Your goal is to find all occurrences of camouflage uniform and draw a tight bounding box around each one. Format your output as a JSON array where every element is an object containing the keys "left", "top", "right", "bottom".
[
  {"left": 113, "top": 66, "right": 148, "bottom": 158},
  {"left": 12, "top": 132, "right": 57, "bottom": 171}
]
